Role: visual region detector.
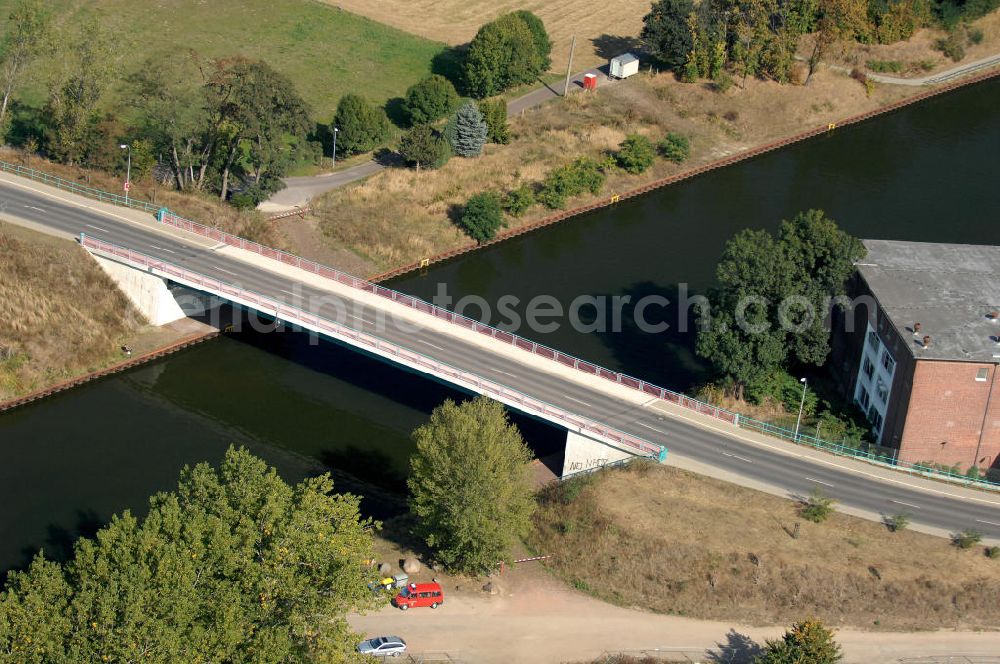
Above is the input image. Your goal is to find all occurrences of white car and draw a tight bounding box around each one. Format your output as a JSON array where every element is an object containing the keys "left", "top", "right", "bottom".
[{"left": 357, "top": 635, "right": 407, "bottom": 658}]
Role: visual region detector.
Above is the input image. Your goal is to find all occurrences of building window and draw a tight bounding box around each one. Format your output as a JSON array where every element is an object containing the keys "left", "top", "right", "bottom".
[
  {"left": 882, "top": 351, "right": 895, "bottom": 376},
  {"left": 867, "top": 330, "right": 880, "bottom": 352},
  {"left": 857, "top": 385, "right": 870, "bottom": 409},
  {"left": 976, "top": 367, "right": 989, "bottom": 382},
  {"left": 868, "top": 406, "right": 884, "bottom": 434},
  {"left": 862, "top": 357, "right": 874, "bottom": 380},
  {"left": 876, "top": 378, "right": 888, "bottom": 404}
]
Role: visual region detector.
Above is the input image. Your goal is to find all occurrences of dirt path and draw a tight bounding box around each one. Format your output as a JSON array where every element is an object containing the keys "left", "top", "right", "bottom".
[
  {"left": 348, "top": 565, "right": 1000, "bottom": 663},
  {"left": 824, "top": 51, "right": 1000, "bottom": 85}
]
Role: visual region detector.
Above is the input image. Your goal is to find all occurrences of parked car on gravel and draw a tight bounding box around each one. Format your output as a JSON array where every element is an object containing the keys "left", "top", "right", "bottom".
[
  {"left": 357, "top": 635, "right": 407, "bottom": 658},
  {"left": 393, "top": 581, "right": 444, "bottom": 610}
]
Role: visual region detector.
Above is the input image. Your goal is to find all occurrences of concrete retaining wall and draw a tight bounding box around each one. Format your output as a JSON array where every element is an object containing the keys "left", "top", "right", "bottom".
[
  {"left": 562, "top": 430, "right": 635, "bottom": 477},
  {"left": 91, "top": 254, "right": 186, "bottom": 326}
]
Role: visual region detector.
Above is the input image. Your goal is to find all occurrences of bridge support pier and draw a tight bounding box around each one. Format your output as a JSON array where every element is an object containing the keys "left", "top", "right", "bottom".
[
  {"left": 90, "top": 254, "right": 187, "bottom": 326},
  {"left": 561, "top": 429, "right": 638, "bottom": 478}
]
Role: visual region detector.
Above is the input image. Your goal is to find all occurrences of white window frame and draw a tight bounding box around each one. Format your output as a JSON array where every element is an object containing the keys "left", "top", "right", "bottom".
[{"left": 976, "top": 367, "right": 989, "bottom": 382}]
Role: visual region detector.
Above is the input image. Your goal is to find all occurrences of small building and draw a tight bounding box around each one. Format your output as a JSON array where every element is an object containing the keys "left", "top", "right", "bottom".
[
  {"left": 609, "top": 53, "right": 640, "bottom": 79},
  {"left": 582, "top": 73, "right": 598, "bottom": 90},
  {"left": 830, "top": 239, "right": 1000, "bottom": 472}
]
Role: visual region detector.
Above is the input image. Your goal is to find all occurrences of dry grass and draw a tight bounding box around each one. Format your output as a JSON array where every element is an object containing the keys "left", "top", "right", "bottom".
[
  {"left": 316, "top": 0, "right": 649, "bottom": 71},
  {"left": 312, "top": 68, "right": 914, "bottom": 272},
  {"left": 0, "top": 221, "right": 146, "bottom": 399},
  {"left": 529, "top": 463, "right": 1000, "bottom": 631}
]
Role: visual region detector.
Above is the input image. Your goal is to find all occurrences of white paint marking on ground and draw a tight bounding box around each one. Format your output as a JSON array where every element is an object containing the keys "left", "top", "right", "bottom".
[
  {"left": 148, "top": 244, "right": 176, "bottom": 254},
  {"left": 86, "top": 224, "right": 110, "bottom": 233},
  {"left": 636, "top": 421, "right": 667, "bottom": 434},
  {"left": 24, "top": 205, "right": 46, "bottom": 212},
  {"left": 721, "top": 452, "right": 753, "bottom": 464},
  {"left": 347, "top": 314, "right": 374, "bottom": 325},
  {"left": 417, "top": 339, "right": 445, "bottom": 351},
  {"left": 975, "top": 519, "right": 1000, "bottom": 527},
  {"left": 280, "top": 289, "right": 298, "bottom": 297},
  {"left": 492, "top": 368, "right": 518, "bottom": 378},
  {"left": 212, "top": 264, "right": 238, "bottom": 276},
  {"left": 564, "top": 395, "right": 592, "bottom": 408},
  {"left": 211, "top": 242, "right": 227, "bottom": 250},
  {"left": 889, "top": 499, "right": 922, "bottom": 510},
  {"left": 804, "top": 477, "right": 834, "bottom": 488}
]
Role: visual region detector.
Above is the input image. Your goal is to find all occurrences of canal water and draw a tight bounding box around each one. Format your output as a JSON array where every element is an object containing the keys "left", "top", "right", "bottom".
[{"left": 2, "top": 77, "right": 999, "bottom": 575}]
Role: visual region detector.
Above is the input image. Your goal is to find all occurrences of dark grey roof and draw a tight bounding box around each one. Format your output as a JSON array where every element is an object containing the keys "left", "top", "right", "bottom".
[{"left": 857, "top": 239, "right": 1000, "bottom": 363}]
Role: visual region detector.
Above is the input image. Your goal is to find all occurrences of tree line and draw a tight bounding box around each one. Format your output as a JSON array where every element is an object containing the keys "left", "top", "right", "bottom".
[{"left": 641, "top": 0, "right": 994, "bottom": 85}]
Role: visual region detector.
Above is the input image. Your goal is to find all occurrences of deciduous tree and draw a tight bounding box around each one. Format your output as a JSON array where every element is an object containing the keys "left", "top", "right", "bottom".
[
  {"left": 0, "top": 0, "right": 49, "bottom": 134},
  {"left": 478, "top": 98, "right": 510, "bottom": 144},
  {"left": 0, "top": 447, "right": 379, "bottom": 662},
  {"left": 408, "top": 397, "right": 535, "bottom": 573},
  {"left": 641, "top": 0, "right": 696, "bottom": 71},
  {"left": 333, "top": 93, "right": 391, "bottom": 156},
  {"left": 399, "top": 123, "right": 449, "bottom": 169},
  {"left": 615, "top": 134, "right": 656, "bottom": 174},
  {"left": 458, "top": 191, "right": 505, "bottom": 242},
  {"left": 403, "top": 74, "right": 458, "bottom": 125},
  {"left": 463, "top": 14, "right": 543, "bottom": 97}
]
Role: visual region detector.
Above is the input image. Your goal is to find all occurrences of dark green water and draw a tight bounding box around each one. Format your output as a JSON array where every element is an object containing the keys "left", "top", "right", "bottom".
[{"left": 2, "top": 77, "right": 999, "bottom": 575}]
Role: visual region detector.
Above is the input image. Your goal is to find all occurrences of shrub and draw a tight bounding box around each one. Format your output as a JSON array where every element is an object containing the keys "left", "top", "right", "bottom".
[
  {"left": 459, "top": 191, "right": 505, "bottom": 243},
  {"left": 333, "top": 94, "right": 391, "bottom": 155},
  {"left": 478, "top": 98, "right": 510, "bottom": 144},
  {"left": 502, "top": 184, "right": 535, "bottom": 217},
  {"left": 658, "top": 132, "right": 690, "bottom": 163},
  {"left": 935, "top": 34, "right": 965, "bottom": 62},
  {"left": 866, "top": 60, "right": 903, "bottom": 73},
  {"left": 885, "top": 512, "right": 910, "bottom": 532},
  {"left": 398, "top": 124, "right": 450, "bottom": 170},
  {"left": 447, "top": 102, "right": 488, "bottom": 157},
  {"left": 952, "top": 529, "right": 983, "bottom": 549},
  {"left": 756, "top": 619, "right": 842, "bottom": 664},
  {"left": 800, "top": 488, "right": 835, "bottom": 523},
  {"left": 537, "top": 157, "right": 606, "bottom": 209},
  {"left": 615, "top": 134, "right": 656, "bottom": 174},
  {"left": 402, "top": 74, "right": 459, "bottom": 125},
  {"left": 968, "top": 28, "right": 984, "bottom": 45},
  {"left": 986, "top": 546, "right": 1000, "bottom": 559}
]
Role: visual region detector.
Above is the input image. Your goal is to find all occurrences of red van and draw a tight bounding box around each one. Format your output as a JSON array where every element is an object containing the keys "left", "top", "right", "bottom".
[{"left": 393, "top": 582, "right": 444, "bottom": 610}]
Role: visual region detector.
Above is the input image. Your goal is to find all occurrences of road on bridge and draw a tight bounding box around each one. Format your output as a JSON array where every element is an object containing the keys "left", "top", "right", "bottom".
[{"left": 2, "top": 174, "right": 999, "bottom": 543}]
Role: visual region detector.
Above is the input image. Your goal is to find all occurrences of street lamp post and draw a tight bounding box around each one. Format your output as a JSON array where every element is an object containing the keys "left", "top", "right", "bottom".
[
  {"left": 794, "top": 377, "right": 808, "bottom": 441},
  {"left": 119, "top": 143, "right": 131, "bottom": 205},
  {"left": 332, "top": 127, "right": 339, "bottom": 168}
]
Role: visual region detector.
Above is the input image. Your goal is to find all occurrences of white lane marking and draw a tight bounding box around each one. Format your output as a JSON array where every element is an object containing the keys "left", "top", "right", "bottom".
[
  {"left": 492, "top": 368, "right": 518, "bottom": 378},
  {"left": 889, "top": 499, "right": 922, "bottom": 510},
  {"left": 804, "top": 477, "right": 834, "bottom": 488},
  {"left": 148, "top": 244, "right": 176, "bottom": 254},
  {"left": 347, "top": 313, "right": 374, "bottom": 325},
  {"left": 636, "top": 421, "right": 667, "bottom": 434},
  {"left": 722, "top": 452, "right": 753, "bottom": 464},
  {"left": 280, "top": 289, "right": 298, "bottom": 297},
  {"left": 644, "top": 401, "right": 1000, "bottom": 509},
  {"left": 417, "top": 339, "right": 445, "bottom": 351},
  {"left": 564, "top": 395, "right": 592, "bottom": 408},
  {"left": 212, "top": 264, "right": 237, "bottom": 276},
  {"left": 975, "top": 519, "right": 1000, "bottom": 527},
  {"left": 86, "top": 224, "right": 110, "bottom": 233},
  {"left": 24, "top": 205, "right": 46, "bottom": 212}
]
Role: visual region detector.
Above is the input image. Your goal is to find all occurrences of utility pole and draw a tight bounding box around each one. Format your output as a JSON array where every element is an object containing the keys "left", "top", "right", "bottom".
[
  {"left": 794, "top": 377, "right": 808, "bottom": 441},
  {"left": 332, "top": 127, "right": 339, "bottom": 168},
  {"left": 120, "top": 144, "right": 131, "bottom": 205},
  {"left": 563, "top": 35, "right": 576, "bottom": 97}
]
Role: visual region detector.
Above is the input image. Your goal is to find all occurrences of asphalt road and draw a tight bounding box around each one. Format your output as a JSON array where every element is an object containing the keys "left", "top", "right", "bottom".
[{"left": 4, "top": 178, "right": 1000, "bottom": 541}]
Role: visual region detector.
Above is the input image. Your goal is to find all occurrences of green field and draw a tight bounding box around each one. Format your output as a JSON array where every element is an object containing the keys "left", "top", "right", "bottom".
[{"left": 0, "top": 0, "right": 448, "bottom": 119}]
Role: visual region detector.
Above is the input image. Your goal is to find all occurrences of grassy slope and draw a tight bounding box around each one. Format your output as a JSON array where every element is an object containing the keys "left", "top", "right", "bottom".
[
  {"left": 530, "top": 462, "right": 1000, "bottom": 631},
  {"left": 0, "top": 0, "right": 448, "bottom": 117},
  {"left": 0, "top": 220, "right": 145, "bottom": 399}
]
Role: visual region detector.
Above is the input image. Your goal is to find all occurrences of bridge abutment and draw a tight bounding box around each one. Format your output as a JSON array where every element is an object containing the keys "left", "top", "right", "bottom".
[
  {"left": 562, "top": 429, "right": 638, "bottom": 477},
  {"left": 90, "top": 254, "right": 187, "bottom": 326}
]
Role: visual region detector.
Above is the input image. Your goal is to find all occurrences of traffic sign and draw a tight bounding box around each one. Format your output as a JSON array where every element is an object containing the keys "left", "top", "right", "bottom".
[{"left": 123, "top": 181, "right": 131, "bottom": 192}]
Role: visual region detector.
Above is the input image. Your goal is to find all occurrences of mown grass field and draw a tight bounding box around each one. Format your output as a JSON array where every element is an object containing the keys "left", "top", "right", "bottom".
[
  {"left": 318, "top": 0, "right": 652, "bottom": 72},
  {"left": 530, "top": 462, "right": 1000, "bottom": 631},
  {"left": 0, "top": 0, "right": 449, "bottom": 118}
]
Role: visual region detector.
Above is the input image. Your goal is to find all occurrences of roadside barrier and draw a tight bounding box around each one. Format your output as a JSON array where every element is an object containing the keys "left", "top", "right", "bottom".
[
  {"left": 0, "top": 159, "right": 162, "bottom": 215},
  {"left": 80, "top": 234, "right": 664, "bottom": 461}
]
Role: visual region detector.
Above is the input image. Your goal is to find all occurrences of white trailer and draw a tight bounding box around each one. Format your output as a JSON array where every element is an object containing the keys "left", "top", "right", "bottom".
[{"left": 609, "top": 53, "right": 640, "bottom": 79}]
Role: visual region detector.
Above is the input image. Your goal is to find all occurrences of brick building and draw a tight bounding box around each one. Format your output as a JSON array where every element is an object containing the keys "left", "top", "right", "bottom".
[{"left": 830, "top": 240, "right": 1000, "bottom": 472}]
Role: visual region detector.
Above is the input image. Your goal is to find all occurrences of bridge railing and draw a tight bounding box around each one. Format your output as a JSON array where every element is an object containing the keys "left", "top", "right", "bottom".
[
  {"left": 0, "top": 159, "right": 162, "bottom": 215},
  {"left": 81, "top": 234, "right": 664, "bottom": 460},
  {"left": 150, "top": 212, "right": 1000, "bottom": 490}
]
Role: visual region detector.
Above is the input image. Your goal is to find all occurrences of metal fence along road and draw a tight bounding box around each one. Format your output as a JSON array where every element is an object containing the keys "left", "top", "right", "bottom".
[
  {"left": 81, "top": 234, "right": 664, "bottom": 461},
  {"left": 0, "top": 159, "right": 162, "bottom": 215}
]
